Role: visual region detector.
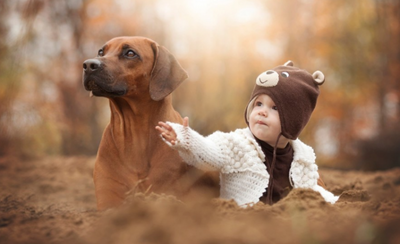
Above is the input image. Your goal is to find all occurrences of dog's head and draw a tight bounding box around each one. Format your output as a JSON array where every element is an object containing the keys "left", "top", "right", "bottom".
[{"left": 82, "top": 36, "right": 188, "bottom": 101}]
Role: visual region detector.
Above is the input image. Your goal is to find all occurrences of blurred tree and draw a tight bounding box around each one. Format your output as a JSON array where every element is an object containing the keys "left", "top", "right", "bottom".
[
  {"left": 14, "top": 0, "right": 103, "bottom": 155},
  {"left": 0, "top": 1, "right": 24, "bottom": 156},
  {"left": 355, "top": 0, "right": 400, "bottom": 170}
]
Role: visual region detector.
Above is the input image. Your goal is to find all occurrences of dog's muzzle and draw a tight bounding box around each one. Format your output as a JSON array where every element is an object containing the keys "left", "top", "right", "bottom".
[{"left": 82, "top": 59, "right": 126, "bottom": 97}]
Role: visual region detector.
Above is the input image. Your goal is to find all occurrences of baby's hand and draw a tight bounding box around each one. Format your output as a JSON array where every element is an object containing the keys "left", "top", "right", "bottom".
[{"left": 156, "top": 117, "right": 189, "bottom": 145}]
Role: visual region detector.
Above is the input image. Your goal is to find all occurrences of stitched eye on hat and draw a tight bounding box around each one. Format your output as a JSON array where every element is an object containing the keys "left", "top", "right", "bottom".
[{"left": 281, "top": 72, "right": 289, "bottom": 78}]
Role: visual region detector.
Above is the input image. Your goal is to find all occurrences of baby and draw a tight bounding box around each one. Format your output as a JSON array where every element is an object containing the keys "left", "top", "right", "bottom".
[{"left": 156, "top": 61, "right": 339, "bottom": 207}]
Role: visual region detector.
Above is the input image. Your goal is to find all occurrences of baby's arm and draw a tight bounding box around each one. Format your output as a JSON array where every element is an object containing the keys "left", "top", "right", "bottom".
[{"left": 156, "top": 117, "right": 228, "bottom": 172}]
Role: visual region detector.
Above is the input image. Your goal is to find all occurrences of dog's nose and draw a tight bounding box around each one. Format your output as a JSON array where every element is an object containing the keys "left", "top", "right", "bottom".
[{"left": 83, "top": 59, "right": 101, "bottom": 73}]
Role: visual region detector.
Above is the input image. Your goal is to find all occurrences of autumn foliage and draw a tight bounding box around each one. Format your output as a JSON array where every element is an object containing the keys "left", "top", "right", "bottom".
[{"left": 0, "top": 0, "right": 399, "bottom": 170}]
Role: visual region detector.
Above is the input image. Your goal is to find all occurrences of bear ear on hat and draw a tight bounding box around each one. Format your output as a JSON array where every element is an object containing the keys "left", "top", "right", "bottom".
[
  {"left": 312, "top": 70, "right": 325, "bottom": 85},
  {"left": 284, "top": 60, "right": 293, "bottom": 66}
]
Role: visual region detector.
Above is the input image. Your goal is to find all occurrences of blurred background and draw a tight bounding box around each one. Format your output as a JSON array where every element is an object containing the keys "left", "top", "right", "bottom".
[{"left": 0, "top": 0, "right": 399, "bottom": 170}]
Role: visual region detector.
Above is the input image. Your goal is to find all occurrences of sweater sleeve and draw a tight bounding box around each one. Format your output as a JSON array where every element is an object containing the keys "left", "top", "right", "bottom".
[{"left": 164, "top": 122, "right": 230, "bottom": 172}]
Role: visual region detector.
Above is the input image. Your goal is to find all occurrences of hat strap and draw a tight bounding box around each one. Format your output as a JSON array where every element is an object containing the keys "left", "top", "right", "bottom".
[{"left": 266, "top": 133, "right": 283, "bottom": 205}]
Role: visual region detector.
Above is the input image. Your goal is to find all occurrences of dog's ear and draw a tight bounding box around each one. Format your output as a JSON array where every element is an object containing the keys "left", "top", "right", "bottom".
[{"left": 149, "top": 43, "right": 188, "bottom": 101}]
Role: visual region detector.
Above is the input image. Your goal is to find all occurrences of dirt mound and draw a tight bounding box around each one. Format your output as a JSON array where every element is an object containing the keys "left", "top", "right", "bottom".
[{"left": 0, "top": 157, "right": 399, "bottom": 244}]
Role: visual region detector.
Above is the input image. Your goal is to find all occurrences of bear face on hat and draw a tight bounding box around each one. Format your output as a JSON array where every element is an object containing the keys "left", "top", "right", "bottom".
[{"left": 245, "top": 61, "right": 325, "bottom": 140}]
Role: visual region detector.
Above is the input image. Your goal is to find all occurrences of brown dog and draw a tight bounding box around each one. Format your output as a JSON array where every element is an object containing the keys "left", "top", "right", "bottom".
[{"left": 82, "top": 36, "right": 218, "bottom": 210}]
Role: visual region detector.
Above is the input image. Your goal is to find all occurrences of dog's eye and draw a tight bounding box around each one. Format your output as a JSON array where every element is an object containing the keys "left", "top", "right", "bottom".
[
  {"left": 98, "top": 49, "right": 104, "bottom": 57},
  {"left": 281, "top": 72, "right": 289, "bottom": 78},
  {"left": 125, "top": 50, "right": 138, "bottom": 58}
]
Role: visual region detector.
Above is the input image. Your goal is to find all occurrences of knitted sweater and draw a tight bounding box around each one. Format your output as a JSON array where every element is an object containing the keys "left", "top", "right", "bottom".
[{"left": 165, "top": 123, "right": 339, "bottom": 206}]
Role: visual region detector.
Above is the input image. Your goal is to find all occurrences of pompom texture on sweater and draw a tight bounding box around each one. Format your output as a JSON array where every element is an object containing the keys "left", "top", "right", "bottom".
[{"left": 164, "top": 123, "right": 338, "bottom": 206}]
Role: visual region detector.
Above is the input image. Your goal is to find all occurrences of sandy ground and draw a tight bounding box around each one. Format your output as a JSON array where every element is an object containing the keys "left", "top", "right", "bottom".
[{"left": 1, "top": 156, "right": 400, "bottom": 244}]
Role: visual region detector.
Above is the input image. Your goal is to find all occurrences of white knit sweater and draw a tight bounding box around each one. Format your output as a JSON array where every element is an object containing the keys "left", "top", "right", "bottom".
[{"left": 165, "top": 123, "right": 339, "bottom": 206}]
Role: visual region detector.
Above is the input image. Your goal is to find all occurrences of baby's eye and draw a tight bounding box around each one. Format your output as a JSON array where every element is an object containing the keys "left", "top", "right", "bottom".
[
  {"left": 272, "top": 105, "right": 278, "bottom": 111},
  {"left": 256, "top": 101, "right": 263, "bottom": 106}
]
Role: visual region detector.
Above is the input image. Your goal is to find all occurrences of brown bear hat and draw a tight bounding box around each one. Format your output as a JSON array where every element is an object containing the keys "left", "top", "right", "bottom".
[{"left": 244, "top": 61, "right": 325, "bottom": 140}]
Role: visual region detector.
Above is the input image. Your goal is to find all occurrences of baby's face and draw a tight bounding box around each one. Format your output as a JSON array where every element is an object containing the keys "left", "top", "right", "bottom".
[{"left": 249, "top": 94, "right": 288, "bottom": 148}]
